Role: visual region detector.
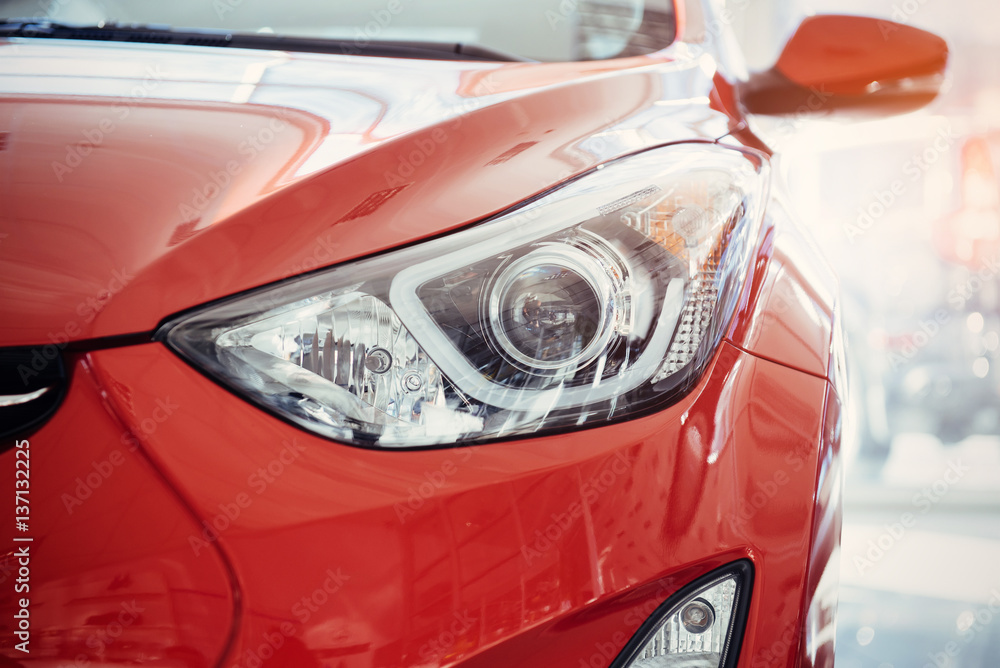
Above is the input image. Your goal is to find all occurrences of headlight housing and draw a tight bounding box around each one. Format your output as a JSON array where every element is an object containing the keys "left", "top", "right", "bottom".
[{"left": 159, "top": 143, "right": 768, "bottom": 448}]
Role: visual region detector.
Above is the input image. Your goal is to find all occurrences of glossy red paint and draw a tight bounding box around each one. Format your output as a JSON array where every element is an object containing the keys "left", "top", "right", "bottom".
[
  {"left": 727, "top": 200, "right": 844, "bottom": 667},
  {"left": 797, "top": 383, "right": 843, "bottom": 668},
  {"left": 0, "top": 0, "right": 877, "bottom": 665},
  {"left": 0, "top": 40, "right": 734, "bottom": 348},
  {"left": 774, "top": 15, "right": 948, "bottom": 97},
  {"left": 0, "top": 359, "right": 235, "bottom": 666},
  {"left": 78, "top": 333, "right": 832, "bottom": 668},
  {"left": 726, "top": 195, "right": 837, "bottom": 380}
]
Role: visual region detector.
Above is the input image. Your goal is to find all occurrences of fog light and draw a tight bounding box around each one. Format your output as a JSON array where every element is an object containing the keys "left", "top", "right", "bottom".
[{"left": 613, "top": 562, "right": 753, "bottom": 668}]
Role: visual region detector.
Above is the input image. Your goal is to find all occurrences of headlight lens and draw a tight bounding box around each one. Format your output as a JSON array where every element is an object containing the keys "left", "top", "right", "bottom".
[
  {"left": 159, "top": 143, "right": 768, "bottom": 448},
  {"left": 487, "top": 246, "right": 616, "bottom": 370}
]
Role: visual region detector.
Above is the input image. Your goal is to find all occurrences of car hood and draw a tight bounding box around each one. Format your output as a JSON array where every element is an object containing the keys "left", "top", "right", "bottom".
[{"left": 0, "top": 39, "right": 736, "bottom": 346}]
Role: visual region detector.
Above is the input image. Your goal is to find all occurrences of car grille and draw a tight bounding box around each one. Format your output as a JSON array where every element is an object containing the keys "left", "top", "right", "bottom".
[{"left": 0, "top": 347, "right": 67, "bottom": 445}]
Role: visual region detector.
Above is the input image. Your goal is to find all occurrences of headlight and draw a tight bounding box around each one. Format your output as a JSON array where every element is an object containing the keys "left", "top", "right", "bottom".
[{"left": 158, "top": 143, "right": 768, "bottom": 448}]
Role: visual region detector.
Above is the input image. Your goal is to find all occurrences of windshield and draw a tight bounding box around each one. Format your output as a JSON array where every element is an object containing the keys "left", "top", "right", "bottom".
[{"left": 1, "top": 0, "right": 677, "bottom": 61}]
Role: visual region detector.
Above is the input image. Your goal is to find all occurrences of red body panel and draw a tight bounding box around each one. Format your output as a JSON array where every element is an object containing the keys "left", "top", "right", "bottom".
[
  {"left": 0, "top": 360, "right": 235, "bottom": 666},
  {"left": 0, "top": 40, "right": 734, "bottom": 348},
  {"left": 727, "top": 196, "right": 837, "bottom": 380},
  {"left": 80, "top": 337, "right": 830, "bottom": 668},
  {"left": 0, "top": 8, "right": 844, "bottom": 666}
]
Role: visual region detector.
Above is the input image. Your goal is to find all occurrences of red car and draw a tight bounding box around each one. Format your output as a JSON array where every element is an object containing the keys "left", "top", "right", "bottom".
[{"left": 0, "top": 2, "right": 946, "bottom": 667}]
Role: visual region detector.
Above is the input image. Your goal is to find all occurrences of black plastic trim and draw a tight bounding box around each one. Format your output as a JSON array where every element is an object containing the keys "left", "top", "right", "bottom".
[
  {"left": 0, "top": 346, "right": 69, "bottom": 449},
  {"left": 0, "top": 19, "right": 531, "bottom": 62}
]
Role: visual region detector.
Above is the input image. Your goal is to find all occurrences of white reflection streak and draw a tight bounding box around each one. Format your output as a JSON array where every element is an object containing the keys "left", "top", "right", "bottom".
[{"left": 230, "top": 56, "right": 288, "bottom": 104}]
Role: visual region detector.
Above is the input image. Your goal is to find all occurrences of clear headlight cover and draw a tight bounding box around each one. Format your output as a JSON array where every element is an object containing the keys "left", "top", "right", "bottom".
[{"left": 159, "top": 143, "right": 768, "bottom": 448}]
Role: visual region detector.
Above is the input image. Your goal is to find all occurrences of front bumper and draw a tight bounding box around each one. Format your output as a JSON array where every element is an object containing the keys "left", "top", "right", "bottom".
[{"left": 0, "top": 328, "right": 839, "bottom": 667}]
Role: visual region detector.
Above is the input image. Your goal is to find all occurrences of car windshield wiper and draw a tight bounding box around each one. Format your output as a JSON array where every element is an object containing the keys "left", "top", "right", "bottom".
[{"left": 0, "top": 18, "right": 531, "bottom": 62}]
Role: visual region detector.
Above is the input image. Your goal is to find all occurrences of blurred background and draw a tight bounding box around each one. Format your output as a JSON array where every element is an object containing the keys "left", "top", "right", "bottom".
[{"left": 732, "top": 0, "right": 1000, "bottom": 665}]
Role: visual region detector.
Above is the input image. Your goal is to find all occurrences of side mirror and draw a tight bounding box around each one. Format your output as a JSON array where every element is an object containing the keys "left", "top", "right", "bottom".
[{"left": 740, "top": 14, "right": 948, "bottom": 116}]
